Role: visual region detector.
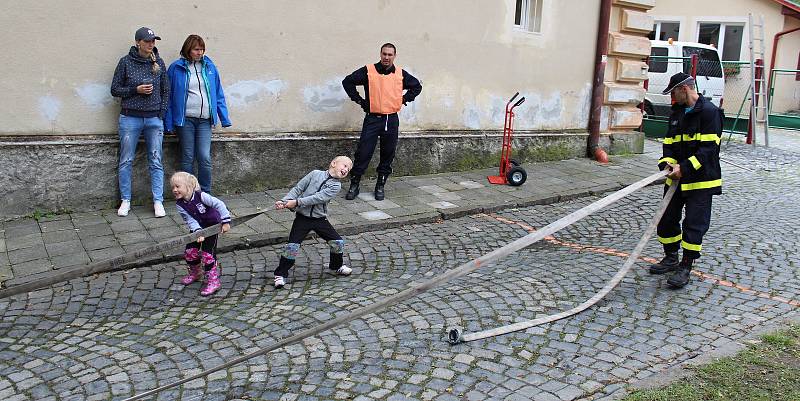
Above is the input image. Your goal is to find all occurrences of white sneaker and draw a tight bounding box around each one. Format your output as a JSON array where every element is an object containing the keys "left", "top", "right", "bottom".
[
  {"left": 117, "top": 200, "right": 131, "bottom": 217},
  {"left": 274, "top": 276, "right": 286, "bottom": 288},
  {"left": 336, "top": 265, "right": 352, "bottom": 276},
  {"left": 154, "top": 202, "right": 166, "bottom": 218}
]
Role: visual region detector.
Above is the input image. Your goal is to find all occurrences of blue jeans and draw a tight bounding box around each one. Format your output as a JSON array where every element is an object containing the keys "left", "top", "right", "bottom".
[
  {"left": 118, "top": 115, "right": 164, "bottom": 202},
  {"left": 177, "top": 117, "right": 213, "bottom": 193}
]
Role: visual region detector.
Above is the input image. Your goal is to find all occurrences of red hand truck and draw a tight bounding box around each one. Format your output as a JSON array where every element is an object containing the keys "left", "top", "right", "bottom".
[{"left": 488, "top": 92, "right": 527, "bottom": 186}]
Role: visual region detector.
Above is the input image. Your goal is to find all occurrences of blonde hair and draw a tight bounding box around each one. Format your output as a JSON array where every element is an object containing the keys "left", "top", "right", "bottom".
[
  {"left": 170, "top": 171, "right": 199, "bottom": 192},
  {"left": 150, "top": 52, "right": 161, "bottom": 74},
  {"left": 331, "top": 155, "right": 353, "bottom": 166}
]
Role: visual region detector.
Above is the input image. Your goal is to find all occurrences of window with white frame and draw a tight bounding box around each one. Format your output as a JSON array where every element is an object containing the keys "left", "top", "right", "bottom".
[
  {"left": 648, "top": 21, "right": 680, "bottom": 41},
  {"left": 697, "top": 22, "right": 744, "bottom": 61},
  {"left": 514, "top": 0, "right": 543, "bottom": 33}
]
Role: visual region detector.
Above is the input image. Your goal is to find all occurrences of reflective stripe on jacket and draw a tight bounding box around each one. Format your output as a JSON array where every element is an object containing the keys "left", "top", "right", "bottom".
[{"left": 659, "top": 96, "right": 723, "bottom": 196}]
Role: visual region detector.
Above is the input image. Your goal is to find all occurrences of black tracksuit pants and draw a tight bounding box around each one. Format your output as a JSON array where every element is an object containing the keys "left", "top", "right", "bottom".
[
  {"left": 274, "top": 213, "right": 344, "bottom": 277},
  {"left": 352, "top": 113, "right": 400, "bottom": 177},
  {"left": 656, "top": 187, "right": 713, "bottom": 260}
]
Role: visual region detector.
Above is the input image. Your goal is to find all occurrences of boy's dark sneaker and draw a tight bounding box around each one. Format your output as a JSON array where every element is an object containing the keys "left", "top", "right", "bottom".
[
  {"left": 649, "top": 251, "right": 679, "bottom": 275},
  {"left": 274, "top": 276, "right": 286, "bottom": 289}
]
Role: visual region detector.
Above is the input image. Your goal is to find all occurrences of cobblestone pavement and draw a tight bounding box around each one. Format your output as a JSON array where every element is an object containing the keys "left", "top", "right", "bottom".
[
  {"left": 725, "top": 125, "right": 800, "bottom": 154},
  {"left": 1, "top": 139, "right": 798, "bottom": 401}
]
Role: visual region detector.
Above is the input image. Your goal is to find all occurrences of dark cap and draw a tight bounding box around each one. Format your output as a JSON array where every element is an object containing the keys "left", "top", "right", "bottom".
[
  {"left": 662, "top": 72, "right": 695, "bottom": 95},
  {"left": 135, "top": 27, "right": 161, "bottom": 41}
]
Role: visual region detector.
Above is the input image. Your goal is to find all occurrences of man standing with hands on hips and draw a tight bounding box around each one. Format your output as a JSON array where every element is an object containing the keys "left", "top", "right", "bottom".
[
  {"left": 342, "top": 43, "right": 422, "bottom": 201},
  {"left": 649, "top": 72, "right": 723, "bottom": 289}
]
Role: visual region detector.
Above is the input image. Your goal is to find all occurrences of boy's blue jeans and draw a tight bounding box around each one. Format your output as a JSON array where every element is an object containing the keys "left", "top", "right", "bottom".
[{"left": 117, "top": 115, "right": 164, "bottom": 202}]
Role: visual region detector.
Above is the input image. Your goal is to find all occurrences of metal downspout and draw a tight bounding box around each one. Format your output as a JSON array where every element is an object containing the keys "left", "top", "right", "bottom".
[{"left": 588, "top": 0, "right": 612, "bottom": 163}]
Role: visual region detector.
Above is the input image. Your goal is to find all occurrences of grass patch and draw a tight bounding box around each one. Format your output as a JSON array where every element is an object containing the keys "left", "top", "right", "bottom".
[
  {"left": 624, "top": 325, "right": 800, "bottom": 401},
  {"left": 24, "top": 208, "right": 72, "bottom": 221}
]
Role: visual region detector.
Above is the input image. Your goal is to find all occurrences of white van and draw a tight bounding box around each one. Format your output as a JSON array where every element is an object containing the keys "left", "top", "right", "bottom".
[{"left": 644, "top": 40, "right": 725, "bottom": 117}]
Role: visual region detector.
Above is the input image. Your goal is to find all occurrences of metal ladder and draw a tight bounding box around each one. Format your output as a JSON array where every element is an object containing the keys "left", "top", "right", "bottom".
[{"left": 748, "top": 13, "right": 770, "bottom": 147}]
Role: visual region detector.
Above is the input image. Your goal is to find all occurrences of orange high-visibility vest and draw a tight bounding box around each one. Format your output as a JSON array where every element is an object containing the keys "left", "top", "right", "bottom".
[{"left": 366, "top": 64, "right": 403, "bottom": 114}]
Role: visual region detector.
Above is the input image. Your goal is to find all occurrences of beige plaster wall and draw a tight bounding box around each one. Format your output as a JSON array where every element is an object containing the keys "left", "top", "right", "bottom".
[
  {"left": 0, "top": 0, "right": 600, "bottom": 136},
  {"left": 771, "top": 15, "right": 800, "bottom": 113}
]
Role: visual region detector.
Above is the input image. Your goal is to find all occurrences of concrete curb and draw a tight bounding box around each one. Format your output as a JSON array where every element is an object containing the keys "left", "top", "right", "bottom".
[
  {"left": 123, "top": 180, "right": 665, "bottom": 269},
  {"left": 4, "top": 177, "right": 667, "bottom": 290}
]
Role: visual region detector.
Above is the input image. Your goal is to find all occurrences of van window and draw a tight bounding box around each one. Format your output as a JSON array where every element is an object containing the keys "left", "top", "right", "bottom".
[
  {"left": 649, "top": 47, "right": 669, "bottom": 73},
  {"left": 682, "top": 46, "right": 722, "bottom": 77}
]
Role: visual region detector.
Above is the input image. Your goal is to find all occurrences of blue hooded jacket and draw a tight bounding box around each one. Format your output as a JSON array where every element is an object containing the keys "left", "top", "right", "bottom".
[{"left": 164, "top": 55, "right": 231, "bottom": 132}]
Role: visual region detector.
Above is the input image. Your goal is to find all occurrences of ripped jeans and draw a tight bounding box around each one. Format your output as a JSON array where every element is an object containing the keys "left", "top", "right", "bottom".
[{"left": 118, "top": 115, "right": 164, "bottom": 202}]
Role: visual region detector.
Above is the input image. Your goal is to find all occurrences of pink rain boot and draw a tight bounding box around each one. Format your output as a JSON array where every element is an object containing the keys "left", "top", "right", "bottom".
[
  {"left": 181, "top": 264, "right": 203, "bottom": 285},
  {"left": 181, "top": 248, "right": 203, "bottom": 285},
  {"left": 200, "top": 252, "right": 221, "bottom": 296}
]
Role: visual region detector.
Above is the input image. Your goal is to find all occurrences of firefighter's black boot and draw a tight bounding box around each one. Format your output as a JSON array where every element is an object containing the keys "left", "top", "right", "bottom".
[
  {"left": 374, "top": 174, "right": 388, "bottom": 201},
  {"left": 667, "top": 257, "right": 693, "bottom": 289},
  {"left": 649, "top": 251, "right": 679, "bottom": 275},
  {"left": 345, "top": 175, "right": 361, "bottom": 200}
]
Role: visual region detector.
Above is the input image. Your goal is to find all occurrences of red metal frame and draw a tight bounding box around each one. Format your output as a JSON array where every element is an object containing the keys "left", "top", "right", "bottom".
[
  {"left": 747, "top": 58, "right": 764, "bottom": 145},
  {"left": 488, "top": 93, "right": 525, "bottom": 185}
]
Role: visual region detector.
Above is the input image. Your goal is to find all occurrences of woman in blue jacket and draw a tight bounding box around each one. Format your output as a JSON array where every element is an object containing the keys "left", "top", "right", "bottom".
[{"left": 165, "top": 34, "right": 232, "bottom": 193}]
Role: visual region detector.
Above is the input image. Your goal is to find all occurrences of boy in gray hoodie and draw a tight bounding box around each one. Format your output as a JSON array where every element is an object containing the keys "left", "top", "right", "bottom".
[{"left": 271, "top": 156, "right": 354, "bottom": 288}]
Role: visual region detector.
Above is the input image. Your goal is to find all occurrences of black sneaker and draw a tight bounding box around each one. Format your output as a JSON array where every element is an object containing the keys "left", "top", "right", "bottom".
[
  {"left": 667, "top": 267, "right": 691, "bottom": 289},
  {"left": 649, "top": 252, "right": 679, "bottom": 275}
]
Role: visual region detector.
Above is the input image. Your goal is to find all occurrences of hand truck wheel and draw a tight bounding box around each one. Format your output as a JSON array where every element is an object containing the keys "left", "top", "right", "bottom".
[
  {"left": 509, "top": 158, "right": 520, "bottom": 167},
  {"left": 507, "top": 166, "right": 527, "bottom": 186}
]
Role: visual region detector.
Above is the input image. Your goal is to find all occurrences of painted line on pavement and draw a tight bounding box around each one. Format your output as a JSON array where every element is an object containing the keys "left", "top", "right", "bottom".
[{"left": 481, "top": 213, "right": 800, "bottom": 308}]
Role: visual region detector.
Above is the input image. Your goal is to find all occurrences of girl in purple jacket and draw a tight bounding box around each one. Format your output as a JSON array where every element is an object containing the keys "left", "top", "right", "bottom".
[{"left": 171, "top": 172, "right": 231, "bottom": 296}]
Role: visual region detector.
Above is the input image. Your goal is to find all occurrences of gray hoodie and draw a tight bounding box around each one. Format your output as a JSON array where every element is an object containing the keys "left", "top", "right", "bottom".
[{"left": 280, "top": 170, "right": 341, "bottom": 218}]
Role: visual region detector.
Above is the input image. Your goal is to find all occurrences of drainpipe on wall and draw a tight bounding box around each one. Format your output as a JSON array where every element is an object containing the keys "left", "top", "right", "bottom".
[
  {"left": 769, "top": 26, "right": 800, "bottom": 91},
  {"left": 587, "top": 0, "right": 612, "bottom": 163}
]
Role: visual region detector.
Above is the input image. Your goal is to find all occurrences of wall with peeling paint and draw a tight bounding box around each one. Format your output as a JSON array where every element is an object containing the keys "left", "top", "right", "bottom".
[
  {"left": 0, "top": 0, "right": 600, "bottom": 135},
  {"left": 0, "top": 0, "right": 647, "bottom": 215}
]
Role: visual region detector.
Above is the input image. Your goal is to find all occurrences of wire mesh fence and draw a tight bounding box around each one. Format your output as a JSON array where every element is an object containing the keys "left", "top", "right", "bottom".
[
  {"left": 642, "top": 56, "right": 757, "bottom": 137},
  {"left": 643, "top": 53, "right": 799, "bottom": 136},
  {"left": 644, "top": 58, "right": 758, "bottom": 118},
  {"left": 770, "top": 69, "right": 800, "bottom": 115},
  {"left": 721, "top": 61, "right": 753, "bottom": 120},
  {"left": 768, "top": 68, "right": 800, "bottom": 131}
]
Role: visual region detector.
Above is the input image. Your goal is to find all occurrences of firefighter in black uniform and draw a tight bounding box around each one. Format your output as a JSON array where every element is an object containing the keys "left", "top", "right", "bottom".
[
  {"left": 649, "top": 72, "right": 723, "bottom": 289},
  {"left": 342, "top": 43, "right": 422, "bottom": 201}
]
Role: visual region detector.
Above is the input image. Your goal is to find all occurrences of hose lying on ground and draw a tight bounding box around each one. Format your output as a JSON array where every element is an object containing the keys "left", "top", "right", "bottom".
[
  {"left": 447, "top": 181, "right": 676, "bottom": 343},
  {"left": 122, "top": 170, "right": 669, "bottom": 401}
]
